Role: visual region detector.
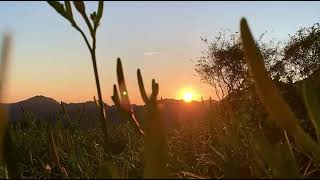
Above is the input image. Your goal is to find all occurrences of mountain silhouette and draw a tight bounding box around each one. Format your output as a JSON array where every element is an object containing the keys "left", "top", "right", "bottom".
[
  {"left": 3, "top": 95, "right": 217, "bottom": 129},
  {"left": 20, "top": 95, "right": 60, "bottom": 105},
  {"left": 5, "top": 95, "right": 61, "bottom": 123}
]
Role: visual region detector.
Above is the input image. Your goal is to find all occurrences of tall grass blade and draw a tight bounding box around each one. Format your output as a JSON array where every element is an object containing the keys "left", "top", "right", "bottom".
[
  {"left": 302, "top": 70, "right": 320, "bottom": 142},
  {"left": 48, "top": 129, "right": 60, "bottom": 167},
  {"left": 0, "top": 34, "right": 12, "bottom": 172},
  {"left": 253, "top": 134, "right": 300, "bottom": 178},
  {"left": 116, "top": 58, "right": 130, "bottom": 111},
  {"left": 137, "top": 69, "right": 149, "bottom": 104},
  {"left": 240, "top": 17, "right": 320, "bottom": 163}
]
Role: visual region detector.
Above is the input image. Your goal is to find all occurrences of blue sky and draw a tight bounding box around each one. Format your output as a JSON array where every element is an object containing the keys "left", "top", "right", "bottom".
[{"left": 0, "top": 1, "right": 320, "bottom": 104}]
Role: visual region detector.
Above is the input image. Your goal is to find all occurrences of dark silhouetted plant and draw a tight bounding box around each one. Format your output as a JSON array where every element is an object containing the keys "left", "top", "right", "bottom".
[
  {"left": 240, "top": 17, "right": 320, "bottom": 177},
  {"left": 0, "top": 33, "right": 12, "bottom": 178},
  {"left": 47, "top": 1, "right": 108, "bottom": 138},
  {"left": 111, "top": 58, "right": 167, "bottom": 178},
  {"left": 137, "top": 68, "right": 167, "bottom": 178},
  {"left": 48, "top": 129, "right": 69, "bottom": 178},
  {"left": 302, "top": 68, "right": 320, "bottom": 143},
  {"left": 111, "top": 58, "right": 144, "bottom": 136}
]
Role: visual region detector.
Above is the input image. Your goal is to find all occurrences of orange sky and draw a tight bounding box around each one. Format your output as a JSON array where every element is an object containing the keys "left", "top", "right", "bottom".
[{"left": 1, "top": 2, "right": 320, "bottom": 104}]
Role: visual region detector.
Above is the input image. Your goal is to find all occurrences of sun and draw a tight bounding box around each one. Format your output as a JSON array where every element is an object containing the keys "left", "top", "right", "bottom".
[
  {"left": 183, "top": 92, "right": 193, "bottom": 103},
  {"left": 178, "top": 87, "right": 198, "bottom": 103}
]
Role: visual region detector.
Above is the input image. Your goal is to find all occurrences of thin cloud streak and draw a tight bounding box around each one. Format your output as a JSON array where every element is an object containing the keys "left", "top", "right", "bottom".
[{"left": 143, "top": 51, "right": 160, "bottom": 56}]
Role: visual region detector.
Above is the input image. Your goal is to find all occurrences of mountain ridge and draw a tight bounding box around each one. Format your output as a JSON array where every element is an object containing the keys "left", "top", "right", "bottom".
[
  {"left": 2, "top": 95, "right": 216, "bottom": 106},
  {"left": 2, "top": 95, "right": 217, "bottom": 129}
]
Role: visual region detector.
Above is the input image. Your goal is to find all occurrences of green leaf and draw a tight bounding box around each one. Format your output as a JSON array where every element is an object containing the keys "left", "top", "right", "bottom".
[
  {"left": 3, "top": 129, "right": 19, "bottom": 178},
  {"left": 253, "top": 134, "right": 300, "bottom": 178},
  {"left": 90, "top": 11, "right": 97, "bottom": 23},
  {"left": 48, "top": 130, "right": 60, "bottom": 167},
  {"left": 95, "top": 1, "right": 104, "bottom": 27},
  {"left": 73, "top": 1, "right": 86, "bottom": 15},
  {"left": 240, "top": 17, "right": 320, "bottom": 163},
  {"left": 47, "top": 1, "right": 68, "bottom": 19},
  {"left": 93, "top": 96, "right": 99, "bottom": 109},
  {"left": 241, "top": 18, "right": 298, "bottom": 132},
  {"left": 116, "top": 58, "right": 131, "bottom": 111},
  {"left": 151, "top": 79, "right": 159, "bottom": 102},
  {"left": 303, "top": 69, "right": 320, "bottom": 142},
  {"left": 64, "top": 1, "right": 75, "bottom": 24},
  {"left": 0, "top": 33, "right": 11, "bottom": 167},
  {"left": 111, "top": 84, "right": 120, "bottom": 108},
  {"left": 60, "top": 101, "right": 71, "bottom": 122},
  {"left": 97, "top": 1, "right": 104, "bottom": 20},
  {"left": 137, "top": 69, "right": 149, "bottom": 104}
]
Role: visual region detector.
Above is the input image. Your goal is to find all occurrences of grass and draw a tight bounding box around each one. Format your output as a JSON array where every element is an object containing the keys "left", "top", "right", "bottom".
[
  {"left": 1, "top": 95, "right": 318, "bottom": 179},
  {"left": 0, "top": 91, "right": 319, "bottom": 179}
]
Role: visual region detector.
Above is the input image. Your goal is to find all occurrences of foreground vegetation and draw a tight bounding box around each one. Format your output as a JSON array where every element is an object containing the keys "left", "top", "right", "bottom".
[
  {"left": 0, "top": 1, "right": 319, "bottom": 179},
  {"left": 1, "top": 90, "right": 319, "bottom": 179}
]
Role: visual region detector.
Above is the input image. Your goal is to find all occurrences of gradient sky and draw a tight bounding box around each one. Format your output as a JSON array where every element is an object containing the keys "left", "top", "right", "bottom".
[{"left": 0, "top": 1, "right": 320, "bottom": 104}]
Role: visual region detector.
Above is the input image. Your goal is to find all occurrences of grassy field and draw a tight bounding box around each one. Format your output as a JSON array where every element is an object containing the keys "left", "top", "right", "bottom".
[{"left": 0, "top": 94, "right": 318, "bottom": 179}]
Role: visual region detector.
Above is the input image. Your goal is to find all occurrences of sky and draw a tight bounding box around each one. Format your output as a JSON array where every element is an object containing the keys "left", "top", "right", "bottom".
[{"left": 0, "top": 1, "right": 320, "bottom": 105}]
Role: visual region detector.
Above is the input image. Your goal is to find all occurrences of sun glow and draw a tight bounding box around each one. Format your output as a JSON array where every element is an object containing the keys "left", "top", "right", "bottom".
[
  {"left": 183, "top": 92, "right": 193, "bottom": 103},
  {"left": 178, "top": 87, "right": 201, "bottom": 103}
]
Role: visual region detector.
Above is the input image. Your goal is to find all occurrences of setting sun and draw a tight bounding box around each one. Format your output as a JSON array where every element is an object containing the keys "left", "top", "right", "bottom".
[
  {"left": 183, "top": 92, "right": 193, "bottom": 103},
  {"left": 178, "top": 87, "right": 199, "bottom": 103}
]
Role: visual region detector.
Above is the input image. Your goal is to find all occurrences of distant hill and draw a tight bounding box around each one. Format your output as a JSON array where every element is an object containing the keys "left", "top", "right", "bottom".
[
  {"left": 2, "top": 96, "right": 217, "bottom": 129},
  {"left": 5, "top": 95, "right": 61, "bottom": 122}
]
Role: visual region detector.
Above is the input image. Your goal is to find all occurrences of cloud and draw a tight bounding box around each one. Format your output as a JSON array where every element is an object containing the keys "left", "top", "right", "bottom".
[{"left": 143, "top": 51, "right": 160, "bottom": 56}]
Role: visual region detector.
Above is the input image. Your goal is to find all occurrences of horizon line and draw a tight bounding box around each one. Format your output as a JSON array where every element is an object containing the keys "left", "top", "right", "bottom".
[{"left": 1, "top": 95, "right": 217, "bottom": 105}]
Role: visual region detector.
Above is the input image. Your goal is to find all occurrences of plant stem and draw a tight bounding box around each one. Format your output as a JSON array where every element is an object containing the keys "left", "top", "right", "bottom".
[
  {"left": 73, "top": 25, "right": 92, "bottom": 50},
  {"left": 73, "top": 24, "right": 108, "bottom": 139},
  {"left": 90, "top": 49, "right": 108, "bottom": 137}
]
